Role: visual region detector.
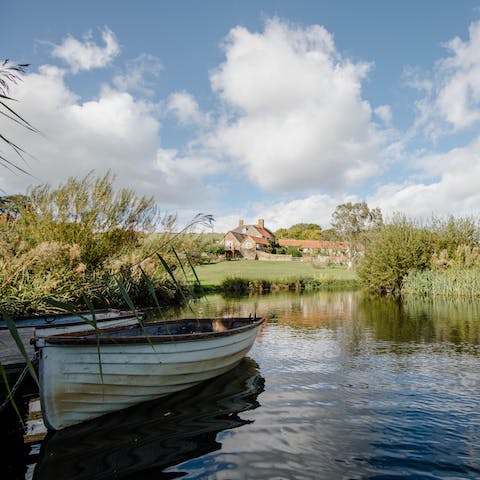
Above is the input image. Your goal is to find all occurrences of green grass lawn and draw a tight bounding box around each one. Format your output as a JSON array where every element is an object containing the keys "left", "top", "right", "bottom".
[{"left": 194, "top": 260, "right": 357, "bottom": 287}]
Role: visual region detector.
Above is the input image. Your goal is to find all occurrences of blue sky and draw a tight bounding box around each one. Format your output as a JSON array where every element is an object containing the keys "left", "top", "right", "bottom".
[{"left": 2, "top": 1, "right": 480, "bottom": 231}]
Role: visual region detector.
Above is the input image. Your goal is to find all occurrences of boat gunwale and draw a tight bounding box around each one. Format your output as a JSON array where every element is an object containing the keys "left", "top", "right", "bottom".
[
  {"left": 0, "top": 308, "right": 144, "bottom": 330},
  {"left": 39, "top": 317, "right": 265, "bottom": 346}
]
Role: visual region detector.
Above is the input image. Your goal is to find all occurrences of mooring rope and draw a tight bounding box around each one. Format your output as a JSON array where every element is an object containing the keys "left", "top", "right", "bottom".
[{"left": 0, "top": 354, "right": 38, "bottom": 412}]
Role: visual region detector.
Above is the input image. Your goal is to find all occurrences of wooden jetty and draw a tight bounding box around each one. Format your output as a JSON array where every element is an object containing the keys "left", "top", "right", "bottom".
[
  {"left": 23, "top": 398, "right": 47, "bottom": 480},
  {"left": 24, "top": 397, "right": 47, "bottom": 444}
]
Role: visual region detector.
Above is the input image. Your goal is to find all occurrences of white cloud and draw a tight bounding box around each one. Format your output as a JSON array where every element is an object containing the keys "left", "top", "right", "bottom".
[
  {"left": 208, "top": 18, "right": 386, "bottom": 192},
  {"left": 250, "top": 194, "right": 353, "bottom": 230},
  {"left": 51, "top": 27, "right": 120, "bottom": 73},
  {"left": 166, "top": 91, "right": 205, "bottom": 126},
  {"left": 0, "top": 64, "right": 214, "bottom": 205},
  {"left": 437, "top": 21, "right": 480, "bottom": 130},
  {"left": 212, "top": 193, "right": 358, "bottom": 233},
  {"left": 410, "top": 20, "right": 480, "bottom": 138},
  {"left": 374, "top": 105, "right": 393, "bottom": 126},
  {"left": 368, "top": 137, "right": 480, "bottom": 218},
  {"left": 113, "top": 53, "right": 163, "bottom": 96}
]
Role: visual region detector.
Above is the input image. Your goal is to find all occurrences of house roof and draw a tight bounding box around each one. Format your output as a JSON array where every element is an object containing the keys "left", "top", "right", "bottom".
[
  {"left": 278, "top": 239, "right": 348, "bottom": 250},
  {"left": 225, "top": 231, "right": 248, "bottom": 242},
  {"left": 252, "top": 236, "right": 270, "bottom": 245},
  {"left": 255, "top": 227, "right": 274, "bottom": 239},
  {"left": 225, "top": 231, "right": 270, "bottom": 245},
  {"left": 231, "top": 224, "right": 274, "bottom": 239}
]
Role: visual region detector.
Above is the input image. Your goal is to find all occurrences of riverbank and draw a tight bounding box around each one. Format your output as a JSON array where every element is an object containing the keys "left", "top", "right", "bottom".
[{"left": 194, "top": 260, "right": 360, "bottom": 294}]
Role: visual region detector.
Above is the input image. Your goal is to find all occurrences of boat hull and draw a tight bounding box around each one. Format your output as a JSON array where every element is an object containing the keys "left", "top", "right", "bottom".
[
  {"left": 0, "top": 309, "right": 142, "bottom": 338},
  {"left": 37, "top": 318, "right": 263, "bottom": 430}
]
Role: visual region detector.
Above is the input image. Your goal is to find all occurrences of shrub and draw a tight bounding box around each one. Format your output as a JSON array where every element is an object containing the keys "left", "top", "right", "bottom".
[{"left": 357, "top": 216, "right": 433, "bottom": 294}]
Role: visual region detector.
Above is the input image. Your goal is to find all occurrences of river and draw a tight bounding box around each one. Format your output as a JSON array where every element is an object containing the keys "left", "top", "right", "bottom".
[{"left": 6, "top": 290, "right": 480, "bottom": 479}]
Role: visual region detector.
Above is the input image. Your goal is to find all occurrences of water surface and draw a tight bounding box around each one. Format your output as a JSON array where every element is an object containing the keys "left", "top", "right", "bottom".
[{"left": 20, "top": 292, "right": 480, "bottom": 478}]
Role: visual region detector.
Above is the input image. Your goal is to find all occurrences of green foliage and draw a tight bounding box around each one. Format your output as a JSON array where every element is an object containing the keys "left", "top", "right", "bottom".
[
  {"left": 331, "top": 202, "right": 383, "bottom": 237},
  {"left": 318, "top": 228, "right": 342, "bottom": 241},
  {"left": 0, "top": 173, "right": 214, "bottom": 315},
  {"left": 356, "top": 213, "right": 480, "bottom": 297},
  {"left": 14, "top": 171, "right": 157, "bottom": 269},
  {"left": 220, "top": 275, "right": 360, "bottom": 295},
  {"left": 357, "top": 216, "right": 433, "bottom": 294},
  {"left": 286, "top": 246, "right": 302, "bottom": 257},
  {"left": 177, "top": 232, "right": 224, "bottom": 264},
  {"left": 266, "top": 238, "right": 281, "bottom": 254},
  {"left": 221, "top": 277, "right": 251, "bottom": 295},
  {"left": 430, "top": 215, "right": 479, "bottom": 256},
  {"left": 275, "top": 223, "right": 322, "bottom": 240}
]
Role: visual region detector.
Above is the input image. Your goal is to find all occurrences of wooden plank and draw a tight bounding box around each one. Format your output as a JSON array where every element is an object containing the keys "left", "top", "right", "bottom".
[{"left": 24, "top": 397, "right": 47, "bottom": 444}]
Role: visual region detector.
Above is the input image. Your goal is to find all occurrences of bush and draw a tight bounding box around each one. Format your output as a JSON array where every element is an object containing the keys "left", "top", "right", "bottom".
[{"left": 357, "top": 216, "right": 433, "bottom": 294}]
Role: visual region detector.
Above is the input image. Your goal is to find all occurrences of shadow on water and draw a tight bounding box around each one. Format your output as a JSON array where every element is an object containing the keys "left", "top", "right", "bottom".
[{"left": 32, "top": 357, "right": 264, "bottom": 480}]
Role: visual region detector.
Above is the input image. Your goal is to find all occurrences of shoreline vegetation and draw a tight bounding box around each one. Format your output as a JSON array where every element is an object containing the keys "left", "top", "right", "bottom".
[
  {"left": 357, "top": 214, "right": 480, "bottom": 298},
  {"left": 1, "top": 174, "right": 480, "bottom": 318},
  {"left": 0, "top": 173, "right": 215, "bottom": 317},
  {"left": 194, "top": 261, "right": 360, "bottom": 294}
]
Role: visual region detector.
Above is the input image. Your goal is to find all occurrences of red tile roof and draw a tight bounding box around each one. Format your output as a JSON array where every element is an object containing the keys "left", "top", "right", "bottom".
[
  {"left": 255, "top": 227, "right": 274, "bottom": 239},
  {"left": 252, "top": 236, "right": 270, "bottom": 245},
  {"left": 278, "top": 239, "right": 348, "bottom": 250}
]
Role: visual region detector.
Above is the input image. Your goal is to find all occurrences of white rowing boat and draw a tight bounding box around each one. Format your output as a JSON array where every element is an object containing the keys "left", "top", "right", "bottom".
[
  {"left": 35, "top": 316, "right": 264, "bottom": 430},
  {"left": 0, "top": 309, "right": 143, "bottom": 338}
]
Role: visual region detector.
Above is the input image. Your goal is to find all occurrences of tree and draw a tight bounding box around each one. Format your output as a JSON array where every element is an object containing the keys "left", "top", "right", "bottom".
[
  {"left": 275, "top": 223, "right": 322, "bottom": 240},
  {"left": 0, "top": 60, "right": 38, "bottom": 173},
  {"left": 266, "top": 238, "right": 280, "bottom": 254},
  {"left": 331, "top": 202, "right": 383, "bottom": 268}
]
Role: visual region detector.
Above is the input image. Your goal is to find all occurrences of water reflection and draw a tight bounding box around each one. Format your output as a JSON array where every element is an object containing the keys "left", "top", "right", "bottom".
[
  {"left": 166, "top": 291, "right": 479, "bottom": 479},
  {"left": 33, "top": 358, "right": 264, "bottom": 480},
  {"left": 164, "top": 291, "right": 480, "bottom": 349}
]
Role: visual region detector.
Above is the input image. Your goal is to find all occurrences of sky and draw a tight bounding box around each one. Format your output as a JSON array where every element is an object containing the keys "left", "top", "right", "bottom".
[{"left": 2, "top": 0, "right": 480, "bottom": 232}]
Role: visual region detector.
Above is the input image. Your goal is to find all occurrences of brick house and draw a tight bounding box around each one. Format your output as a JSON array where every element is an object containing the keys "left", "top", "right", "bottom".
[
  {"left": 223, "top": 218, "right": 348, "bottom": 261},
  {"left": 223, "top": 219, "right": 274, "bottom": 259}
]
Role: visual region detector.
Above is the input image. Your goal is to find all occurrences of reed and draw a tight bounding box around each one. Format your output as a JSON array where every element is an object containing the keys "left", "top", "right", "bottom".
[{"left": 402, "top": 269, "right": 480, "bottom": 297}]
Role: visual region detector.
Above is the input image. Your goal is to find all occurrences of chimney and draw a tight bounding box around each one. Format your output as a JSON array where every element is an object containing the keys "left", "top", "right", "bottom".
[
  {"left": 239, "top": 219, "right": 244, "bottom": 228},
  {"left": 258, "top": 218, "right": 264, "bottom": 228}
]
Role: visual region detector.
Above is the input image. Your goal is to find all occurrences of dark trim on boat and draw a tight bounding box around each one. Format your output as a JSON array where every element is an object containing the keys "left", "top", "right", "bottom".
[{"left": 40, "top": 317, "right": 265, "bottom": 345}]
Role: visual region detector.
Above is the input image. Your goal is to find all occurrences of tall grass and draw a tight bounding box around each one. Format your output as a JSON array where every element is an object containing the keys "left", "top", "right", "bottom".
[
  {"left": 0, "top": 172, "right": 214, "bottom": 316},
  {"left": 402, "top": 269, "right": 480, "bottom": 297}
]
